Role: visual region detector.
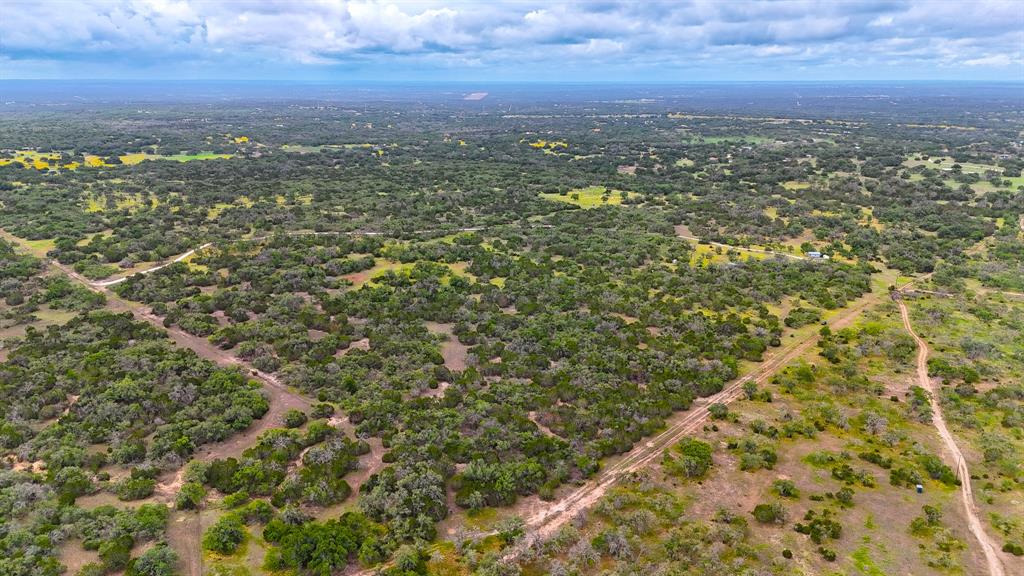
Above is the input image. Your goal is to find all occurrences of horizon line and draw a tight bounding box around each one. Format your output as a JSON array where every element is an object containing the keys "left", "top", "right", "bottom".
[{"left": 4, "top": 78, "right": 1023, "bottom": 85}]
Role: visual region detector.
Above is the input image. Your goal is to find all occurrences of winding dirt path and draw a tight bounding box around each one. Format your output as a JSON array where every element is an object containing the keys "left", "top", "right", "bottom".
[
  {"left": 39, "top": 257, "right": 314, "bottom": 576},
  {"left": 92, "top": 243, "right": 213, "bottom": 286},
  {"left": 897, "top": 298, "right": 1009, "bottom": 576}
]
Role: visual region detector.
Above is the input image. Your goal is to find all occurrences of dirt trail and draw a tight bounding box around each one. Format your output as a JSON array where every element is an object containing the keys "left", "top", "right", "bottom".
[
  {"left": 897, "top": 299, "right": 1009, "bottom": 576},
  {"left": 48, "top": 259, "right": 314, "bottom": 430},
  {"left": 92, "top": 243, "right": 213, "bottom": 286},
  {"left": 347, "top": 286, "right": 895, "bottom": 576},
  {"left": 514, "top": 287, "right": 882, "bottom": 544},
  {"left": 40, "top": 258, "right": 314, "bottom": 576},
  {"left": 166, "top": 511, "right": 203, "bottom": 576}
]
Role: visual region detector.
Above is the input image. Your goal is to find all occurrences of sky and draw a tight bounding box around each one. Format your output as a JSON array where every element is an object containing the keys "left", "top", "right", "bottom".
[{"left": 2, "top": 0, "right": 1023, "bottom": 82}]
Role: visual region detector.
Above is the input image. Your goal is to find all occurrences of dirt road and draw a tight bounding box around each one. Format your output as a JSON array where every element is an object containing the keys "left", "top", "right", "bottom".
[
  {"left": 44, "top": 259, "right": 312, "bottom": 576},
  {"left": 897, "top": 299, "right": 1009, "bottom": 576},
  {"left": 514, "top": 286, "right": 884, "bottom": 545},
  {"left": 165, "top": 511, "right": 203, "bottom": 576},
  {"left": 92, "top": 243, "right": 213, "bottom": 287}
]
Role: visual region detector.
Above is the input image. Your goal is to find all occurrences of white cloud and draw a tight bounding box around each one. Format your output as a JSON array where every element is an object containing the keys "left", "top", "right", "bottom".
[
  {"left": 1, "top": 0, "right": 1022, "bottom": 79},
  {"left": 869, "top": 15, "right": 894, "bottom": 27},
  {"left": 964, "top": 54, "right": 1015, "bottom": 67}
]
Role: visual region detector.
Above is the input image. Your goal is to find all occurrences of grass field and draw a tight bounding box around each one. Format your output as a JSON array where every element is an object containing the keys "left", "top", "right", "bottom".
[
  {"left": 22, "top": 238, "right": 56, "bottom": 257},
  {"left": 84, "top": 192, "right": 155, "bottom": 213},
  {"left": 540, "top": 186, "right": 638, "bottom": 208},
  {"left": 82, "top": 152, "right": 233, "bottom": 167},
  {"left": 0, "top": 150, "right": 70, "bottom": 170},
  {"left": 903, "top": 155, "right": 1000, "bottom": 175},
  {"left": 783, "top": 180, "right": 812, "bottom": 191}
]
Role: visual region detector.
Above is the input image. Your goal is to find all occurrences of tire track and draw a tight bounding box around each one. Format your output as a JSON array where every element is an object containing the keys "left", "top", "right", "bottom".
[
  {"left": 520, "top": 294, "right": 872, "bottom": 541},
  {"left": 897, "top": 298, "right": 1010, "bottom": 576}
]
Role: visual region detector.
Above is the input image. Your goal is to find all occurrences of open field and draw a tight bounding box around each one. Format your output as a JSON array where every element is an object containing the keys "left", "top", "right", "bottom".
[{"left": 540, "top": 186, "right": 639, "bottom": 208}]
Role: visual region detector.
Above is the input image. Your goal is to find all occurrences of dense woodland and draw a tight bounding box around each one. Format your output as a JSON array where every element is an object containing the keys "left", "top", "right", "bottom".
[{"left": 0, "top": 87, "right": 1021, "bottom": 575}]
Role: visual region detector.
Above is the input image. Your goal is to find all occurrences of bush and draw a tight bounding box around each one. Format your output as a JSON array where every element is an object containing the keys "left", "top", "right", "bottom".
[
  {"left": 203, "top": 514, "right": 246, "bottom": 554},
  {"left": 918, "top": 454, "right": 959, "bottom": 486},
  {"left": 1003, "top": 542, "right": 1024, "bottom": 556},
  {"left": 76, "top": 563, "right": 106, "bottom": 576},
  {"left": 794, "top": 509, "right": 842, "bottom": 544},
  {"left": 772, "top": 479, "right": 799, "bottom": 498},
  {"left": 664, "top": 438, "right": 714, "bottom": 479},
  {"left": 111, "top": 439, "right": 147, "bottom": 464},
  {"left": 223, "top": 490, "right": 250, "bottom": 509},
  {"left": 284, "top": 409, "right": 308, "bottom": 428},
  {"left": 834, "top": 487, "right": 855, "bottom": 507},
  {"left": 128, "top": 544, "right": 178, "bottom": 576},
  {"left": 99, "top": 535, "right": 133, "bottom": 571},
  {"left": 496, "top": 516, "right": 526, "bottom": 545},
  {"left": 311, "top": 402, "right": 335, "bottom": 418},
  {"left": 116, "top": 477, "right": 156, "bottom": 501},
  {"left": 785, "top": 306, "right": 822, "bottom": 328},
  {"left": 175, "top": 482, "right": 206, "bottom": 510},
  {"left": 890, "top": 466, "right": 923, "bottom": 488},
  {"left": 262, "top": 513, "right": 382, "bottom": 574},
  {"left": 708, "top": 403, "right": 729, "bottom": 420},
  {"left": 240, "top": 499, "right": 275, "bottom": 524},
  {"left": 752, "top": 502, "right": 788, "bottom": 525}
]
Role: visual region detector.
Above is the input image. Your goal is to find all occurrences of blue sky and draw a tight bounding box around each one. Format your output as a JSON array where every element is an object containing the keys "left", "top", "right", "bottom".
[{"left": 2, "top": 0, "right": 1022, "bottom": 81}]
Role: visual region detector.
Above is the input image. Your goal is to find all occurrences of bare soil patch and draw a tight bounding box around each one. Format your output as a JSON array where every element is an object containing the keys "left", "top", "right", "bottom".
[
  {"left": 528, "top": 411, "right": 561, "bottom": 439},
  {"left": 166, "top": 510, "right": 202, "bottom": 576},
  {"left": 336, "top": 337, "right": 370, "bottom": 358},
  {"left": 58, "top": 539, "right": 100, "bottom": 575},
  {"left": 426, "top": 322, "right": 469, "bottom": 371}
]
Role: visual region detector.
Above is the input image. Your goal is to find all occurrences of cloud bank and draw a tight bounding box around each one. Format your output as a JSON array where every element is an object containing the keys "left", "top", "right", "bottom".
[{"left": 2, "top": 0, "right": 1022, "bottom": 80}]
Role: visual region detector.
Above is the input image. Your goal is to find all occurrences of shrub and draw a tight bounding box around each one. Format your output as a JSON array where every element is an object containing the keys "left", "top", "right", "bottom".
[
  {"left": 262, "top": 513, "right": 382, "bottom": 574},
  {"left": 918, "top": 454, "right": 959, "bottom": 486},
  {"left": 794, "top": 509, "right": 842, "bottom": 544},
  {"left": 175, "top": 482, "right": 206, "bottom": 510},
  {"left": 785, "top": 307, "right": 822, "bottom": 328},
  {"left": 772, "top": 479, "right": 799, "bottom": 498},
  {"left": 311, "top": 402, "right": 335, "bottom": 418},
  {"left": 890, "top": 466, "right": 923, "bottom": 488},
  {"left": 98, "top": 535, "right": 133, "bottom": 571},
  {"left": 752, "top": 502, "right": 788, "bottom": 525},
  {"left": 223, "top": 490, "right": 250, "bottom": 509},
  {"left": 708, "top": 403, "right": 729, "bottom": 420},
  {"left": 834, "top": 487, "right": 855, "bottom": 507},
  {"left": 203, "top": 513, "right": 246, "bottom": 554},
  {"left": 284, "top": 409, "right": 308, "bottom": 429},
  {"left": 116, "top": 477, "right": 156, "bottom": 501},
  {"left": 240, "top": 499, "right": 275, "bottom": 524},
  {"left": 664, "top": 438, "right": 714, "bottom": 479},
  {"left": 496, "top": 516, "right": 526, "bottom": 545},
  {"left": 128, "top": 544, "right": 178, "bottom": 576}
]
